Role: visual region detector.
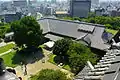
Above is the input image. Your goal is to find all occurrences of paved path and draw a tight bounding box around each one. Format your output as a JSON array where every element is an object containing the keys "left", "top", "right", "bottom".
[
  {"left": 0, "top": 41, "right": 15, "bottom": 57},
  {"left": 0, "top": 49, "right": 12, "bottom": 56},
  {"left": 0, "top": 42, "right": 6, "bottom": 47},
  {"left": 14, "top": 49, "right": 74, "bottom": 80},
  {"left": 0, "top": 41, "right": 15, "bottom": 48}
]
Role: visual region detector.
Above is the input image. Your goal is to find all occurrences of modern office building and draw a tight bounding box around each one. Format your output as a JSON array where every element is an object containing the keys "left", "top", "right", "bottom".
[{"left": 70, "top": 0, "right": 91, "bottom": 18}]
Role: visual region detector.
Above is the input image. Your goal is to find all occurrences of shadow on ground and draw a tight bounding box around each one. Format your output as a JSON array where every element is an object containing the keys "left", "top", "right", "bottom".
[{"left": 12, "top": 47, "right": 45, "bottom": 65}]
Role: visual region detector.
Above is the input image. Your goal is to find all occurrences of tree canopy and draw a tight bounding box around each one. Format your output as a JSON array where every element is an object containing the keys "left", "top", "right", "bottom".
[
  {"left": 63, "top": 16, "right": 120, "bottom": 30},
  {"left": 67, "top": 42, "right": 98, "bottom": 73},
  {"left": 53, "top": 38, "right": 72, "bottom": 56},
  {"left": 53, "top": 39, "right": 98, "bottom": 73},
  {"left": 30, "top": 69, "right": 70, "bottom": 80},
  {"left": 11, "top": 16, "right": 43, "bottom": 48},
  {"left": 0, "top": 23, "right": 11, "bottom": 38}
]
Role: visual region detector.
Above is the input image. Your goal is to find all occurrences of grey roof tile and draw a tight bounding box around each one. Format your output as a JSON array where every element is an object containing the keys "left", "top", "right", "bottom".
[
  {"left": 45, "top": 34, "right": 63, "bottom": 41},
  {"left": 0, "top": 71, "right": 19, "bottom": 80},
  {"left": 38, "top": 18, "right": 110, "bottom": 50}
]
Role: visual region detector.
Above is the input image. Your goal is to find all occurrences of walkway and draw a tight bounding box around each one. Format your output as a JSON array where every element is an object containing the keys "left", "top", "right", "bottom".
[
  {"left": 15, "top": 49, "right": 73, "bottom": 80},
  {"left": 0, "top": 41, "right": 15, "bottom": 48},
  {"left": 15, "top": 59, "right": 61, "bottom": 80},
  {"left": 0, "top": 49, "right": 12, "bottom": 56},
  {"left": 0, "top": 42, "right": 15, "bottom": 57}
]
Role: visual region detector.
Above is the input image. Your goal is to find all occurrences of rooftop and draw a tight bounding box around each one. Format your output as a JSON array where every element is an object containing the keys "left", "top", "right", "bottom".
[
  {"left": 75, "top": 49, "right": 120, "bottom": 80},
  {"left": 55, "top": 11, "right": 68, "bottom": 14},
  {"left": 0, "top": 11, "right": 16, "bottom": 16},
  {"left": 0, "top": 71, "right": 19, "bottom": 80},
  {"left": 38, "top": 18, "right": 110, "bottom": 51}
]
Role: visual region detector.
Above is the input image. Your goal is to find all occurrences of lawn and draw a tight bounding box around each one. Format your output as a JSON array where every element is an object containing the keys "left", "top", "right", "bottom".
[
  {"left": 48, "top": 54, "right": 71, "bottom": 71},
  {"left": 105, "top": 29, "right": 118, "bottom": 36},
  {"left": 0, "top": 51, "right": 18, "bottom": 68},
  {"left": 63, "top": 65, "right": 71, "bottom": 71},
  {"left": 0, "top": 43, "right": 15, "bottom": 54},
  {"left": 48, "top": 54, "right": 56, "bottom": 64}
]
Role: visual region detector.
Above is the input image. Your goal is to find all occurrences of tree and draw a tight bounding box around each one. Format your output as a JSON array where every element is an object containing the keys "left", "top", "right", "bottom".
[
  {"left": 31, "top": 69, "right": 70, "bottom": 80},
  {"left": 11, "top": 16, "right": 43, "bottom": 48},
  {"left": 53, "top": 38, "right": 72, "bottom": 57},
  {"left": 67, "top": 42, "right": 90, "bottom": 56},
  {"left": 0, "top": 24, "right": 11, "bottom": 38},
  {"left": 88, "top": 12, "right": 95, "bottom": 18},
  {"left": 67, "top": 42, "right": 98, "bottom": 73},
  {"left": 105, "top": 24, "right": 112, "bottom": 29},
  {"left": 73, "top": 17, "right": 81, "bottom": 21}
]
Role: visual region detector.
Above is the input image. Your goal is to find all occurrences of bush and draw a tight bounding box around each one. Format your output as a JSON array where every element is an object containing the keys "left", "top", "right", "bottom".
[{"left": 30, "top": 69, "right": 70, "bottom": 80}]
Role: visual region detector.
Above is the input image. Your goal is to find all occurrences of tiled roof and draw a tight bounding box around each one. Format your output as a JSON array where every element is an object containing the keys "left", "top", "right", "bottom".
[
  {"left": 75, "top": 49, "right": 120, "bottom": 80},
  {"left": 38, "top": 18, "right": 110, "bottom": 50},
  {"left": 0, "top": 71, "right": 19, "bottom": 80}
]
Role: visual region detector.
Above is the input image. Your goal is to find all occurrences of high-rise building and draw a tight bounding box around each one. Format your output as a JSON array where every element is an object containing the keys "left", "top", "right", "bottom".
[
  {"left": 91, "top": 0, "right": 99, "bottom": 9},
  {"left": 70, "top": 0, "right": 91, "bottom": 18},
  {"left": 91, "top": 0, "right": 99, "bottom": 5}
]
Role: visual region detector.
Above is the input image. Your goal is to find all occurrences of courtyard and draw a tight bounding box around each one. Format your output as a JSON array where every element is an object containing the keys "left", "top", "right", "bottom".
[{"left": 0, "top": 42, "right": 74, "bottom": 80}]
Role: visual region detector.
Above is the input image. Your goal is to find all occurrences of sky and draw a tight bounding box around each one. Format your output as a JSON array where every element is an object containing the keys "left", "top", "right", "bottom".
[
  {"left": 1, "top": 0, "right": 120, "bottom": 2},
  {"left": 101, "top": 0, "right": 120, "bottom": 1}
]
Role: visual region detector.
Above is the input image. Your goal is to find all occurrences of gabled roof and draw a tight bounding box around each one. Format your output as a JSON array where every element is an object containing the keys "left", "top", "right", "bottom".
[
  {"left": 38, "top": 18, "right": 110, "bottom": 50},
  {"left": 39, "top": 18, "right": 88, "bottom": 39}
]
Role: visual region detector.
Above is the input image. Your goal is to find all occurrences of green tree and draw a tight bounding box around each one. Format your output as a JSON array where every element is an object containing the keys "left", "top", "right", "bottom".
[
  {"left": 31, "top": 69, "right": 70, "bottom": 80},
  {"left": 88, "top": 12, "right": 95, "bottom": 18},
  {"left": 53, "top": 38, "right": 72, "bottom": 57},
  {"left": 63, "top": 17, "right": 73, "bottom": 20},
  {"left": 11, "top": 16, "right": 43, "bottom": 48},
  {"left": 73, "top": 17, "right": 81, "bottom": 21},
  {"left": 67, "top": 42, "right": 90, "bottom": 56},
  {"left": 0, "top": 24, "right": 11, "bottom": 38},
  {"left": 105, "top": 24, "right": 112, "bottom": 29},
  {"left": 67, "top": 42, "right": 98, "bottom": 73}
]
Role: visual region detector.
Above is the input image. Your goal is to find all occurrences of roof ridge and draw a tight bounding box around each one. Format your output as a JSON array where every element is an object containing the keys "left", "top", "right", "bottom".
[
  {"left": 38, "top": 18, "right": 105, "bottom": 28},
  {"left": 47, "top": 19, "right": 51, "bottom": 32}
]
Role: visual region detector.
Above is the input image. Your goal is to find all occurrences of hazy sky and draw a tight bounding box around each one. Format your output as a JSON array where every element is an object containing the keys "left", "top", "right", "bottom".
[
  {"left": 1, "top": 0, "right": 120, "bottom": 2},
  {"left": 101, "top": 0, "right": 120, "bottom": 1}
]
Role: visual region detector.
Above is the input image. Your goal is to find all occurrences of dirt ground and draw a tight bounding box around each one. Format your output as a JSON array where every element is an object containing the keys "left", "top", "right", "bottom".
[{"left": 15, "top": 49, "right": 74, "bottom": 80}]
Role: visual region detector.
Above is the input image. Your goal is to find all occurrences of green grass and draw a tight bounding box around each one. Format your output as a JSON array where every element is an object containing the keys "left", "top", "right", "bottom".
[
  {"left": 63, "top": 65, "right": 71, "bottom": 71},
  {"left": 0, "top": 51, "right": 18, "bottom": 67},
  {"left": 0, "top": 43, "right": 15, "bottom": 54},
  {"left": 106, "top": 29, "right": 118, "bottom": 35},
  {"left": 48, "top": 54, "right": 72, "bottom": 71},
  {"left": 39, "top": 45, "right": 45, "bottom": 48},
  {"left": 48, "top": 54, "right": 56, "bottom": 64}
]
